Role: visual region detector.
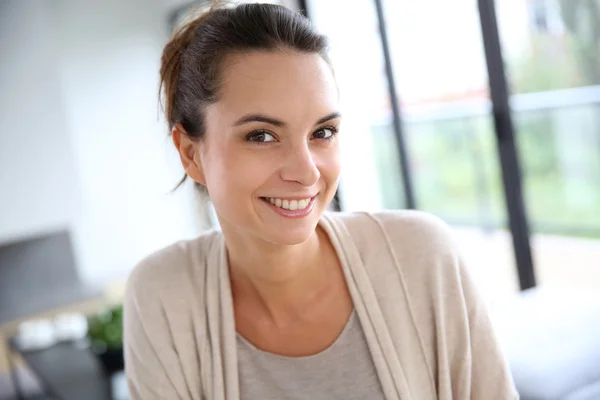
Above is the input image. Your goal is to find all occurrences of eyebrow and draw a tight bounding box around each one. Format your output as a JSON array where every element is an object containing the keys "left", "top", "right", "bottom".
[{"left": 232, "top": 111, "right": 341, "bottom": 127}]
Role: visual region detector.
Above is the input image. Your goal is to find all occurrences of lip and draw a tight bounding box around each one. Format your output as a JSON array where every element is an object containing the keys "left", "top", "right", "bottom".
[
  {"left": 260, "top": 196, "right": 317, "bottom": 219},
  {"left": 261, "top": 195, "right": 318, "bottom": 201}
]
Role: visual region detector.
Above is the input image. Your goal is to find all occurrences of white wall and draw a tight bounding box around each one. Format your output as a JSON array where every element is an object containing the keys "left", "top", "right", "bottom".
[
  {"left": 0, "top": 0, "right": 80, "bottom": 244},
  {"left": 1, "top": 0, "right": 203, "bottom": 286},
  {"left": 52, "top": 0, "right": 202, "bottom": 285}
]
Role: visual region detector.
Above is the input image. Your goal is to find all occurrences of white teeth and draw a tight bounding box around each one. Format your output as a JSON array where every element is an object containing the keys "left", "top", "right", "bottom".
[{"left": 265, "top": 197, "right": 312, "bottom": 211}]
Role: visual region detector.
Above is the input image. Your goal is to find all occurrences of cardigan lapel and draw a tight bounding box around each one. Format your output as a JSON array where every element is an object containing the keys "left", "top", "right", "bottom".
[
  {"left": 320, "top": 213, "right": 412, "bottom": 400},
  {"left": 203, "top": 233, "right": 240, "bottom": 400},
  {"left": 218, "top": 235, "right": 241, "bottom": 400}
]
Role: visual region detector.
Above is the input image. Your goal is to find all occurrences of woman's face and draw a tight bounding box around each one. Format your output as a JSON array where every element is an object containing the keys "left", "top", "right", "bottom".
[{"left": 196, "top": 50, "right": 341, "bottom": 246}]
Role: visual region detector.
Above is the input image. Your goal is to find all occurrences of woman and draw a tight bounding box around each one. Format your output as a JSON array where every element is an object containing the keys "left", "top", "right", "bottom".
[{"left": 124, "top": 3, "right": 518, "bottom": 399}]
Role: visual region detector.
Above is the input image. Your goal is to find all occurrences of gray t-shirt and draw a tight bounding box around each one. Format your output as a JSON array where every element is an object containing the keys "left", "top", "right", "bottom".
[{"left": 236, "top": 310, "right": 386, "bottom": 400}]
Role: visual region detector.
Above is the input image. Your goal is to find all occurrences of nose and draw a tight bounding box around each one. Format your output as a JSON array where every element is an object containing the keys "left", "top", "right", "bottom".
[{"left": 280, "top": 142, "right": 320, "bottom": 187}]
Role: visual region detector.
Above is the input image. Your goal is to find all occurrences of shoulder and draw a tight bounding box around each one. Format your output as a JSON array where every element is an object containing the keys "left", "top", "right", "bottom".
[
  {"left": 326, "top": 209, "right": 450, "bottom": 231},
  {"left": 370, "top": 210, "right": 456, "bottom": 254},
  {"left": 325, "top": 210, "right": 461, "bottom": 289},
  {"left": 125, "top": 229, "right": 222, "bottom": 305},
  {"left": 326, "top": 209, "right": 456, "bottom": 256},
  {"left": 123, "top": 232, "right": 222, "bottom": 397}
]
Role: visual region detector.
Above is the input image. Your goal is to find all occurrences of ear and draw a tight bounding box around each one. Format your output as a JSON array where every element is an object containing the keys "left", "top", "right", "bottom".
[{"left": 172, "top": 123, "right": 207, "bottom": 186}]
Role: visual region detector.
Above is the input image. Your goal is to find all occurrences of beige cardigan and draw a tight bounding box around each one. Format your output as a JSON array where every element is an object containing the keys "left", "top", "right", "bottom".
[{"left": 124, "top": 210, "right": 518, "bottom": 399}]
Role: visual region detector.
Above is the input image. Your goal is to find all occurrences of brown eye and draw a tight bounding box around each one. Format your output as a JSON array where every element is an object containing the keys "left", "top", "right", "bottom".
[
  {"left": 313, "top": 127, "right": 336, "bottom": 140},
  {"left": 246, "top": 131, "right": 276, "bottom": 143}
]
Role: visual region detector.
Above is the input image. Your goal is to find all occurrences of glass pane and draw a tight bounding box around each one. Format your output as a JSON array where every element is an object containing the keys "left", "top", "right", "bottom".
[
  {"left": 310, "top": 0, "right": 521, "bottom": 304},
  {"left": 498, "top": 0, "right": 600, "bottom": 290},
  {"left": 381, "top": 0, "right": 520, "bottom": 304},
  {"left": 498, "top": 0, "right": 600, "bottom": 93}
]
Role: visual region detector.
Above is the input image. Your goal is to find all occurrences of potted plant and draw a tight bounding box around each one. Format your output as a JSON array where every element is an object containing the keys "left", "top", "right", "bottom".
[{"left": 87, "top": 303, "right": 124, "bottom": 375}]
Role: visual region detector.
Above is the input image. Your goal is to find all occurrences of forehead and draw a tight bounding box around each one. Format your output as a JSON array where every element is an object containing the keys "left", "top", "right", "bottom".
[{"left": 213, "top": 51, "right": 338, "bottom": 122}]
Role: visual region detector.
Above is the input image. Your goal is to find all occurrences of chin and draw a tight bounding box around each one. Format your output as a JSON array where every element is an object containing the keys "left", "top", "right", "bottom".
[{"left": 263, "top": 220, "right": 319, "bottom": 246}]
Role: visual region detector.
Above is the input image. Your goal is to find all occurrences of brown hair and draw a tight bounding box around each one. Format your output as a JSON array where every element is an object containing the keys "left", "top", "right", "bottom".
[{"left": 159, "top": 2, "right": 330, "bottom": 189}]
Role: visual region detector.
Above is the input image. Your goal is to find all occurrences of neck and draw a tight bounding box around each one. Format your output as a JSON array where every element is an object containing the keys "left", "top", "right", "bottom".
[{"left": 224, "top": 224, "right": 336, "bottom": 324}]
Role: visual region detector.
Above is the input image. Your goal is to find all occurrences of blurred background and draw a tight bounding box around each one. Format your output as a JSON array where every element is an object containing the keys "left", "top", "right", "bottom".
[{"left": 1, "top": 0, "right": 599, "bottom": 399}]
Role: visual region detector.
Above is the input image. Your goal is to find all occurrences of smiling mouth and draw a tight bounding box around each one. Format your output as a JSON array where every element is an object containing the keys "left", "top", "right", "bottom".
[{"left": 260, "top": 196, "right": 316, "bottom": 211}]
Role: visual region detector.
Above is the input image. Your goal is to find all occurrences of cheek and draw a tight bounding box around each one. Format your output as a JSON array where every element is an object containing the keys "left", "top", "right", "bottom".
[
  {"left": 202, "top": 143, "right": 238, "bottom": 203},
  {"left": 204, "top": 143, "right": 273, "bottom": 200},
  {"left": 319, "top": 145, "right": 342, "bottom": 183}
]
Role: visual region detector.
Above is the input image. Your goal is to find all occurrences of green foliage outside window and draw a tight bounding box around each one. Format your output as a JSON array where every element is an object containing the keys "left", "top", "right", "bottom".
[{"left": 370, "top": 2, "right": 600, "bottom": 238}]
